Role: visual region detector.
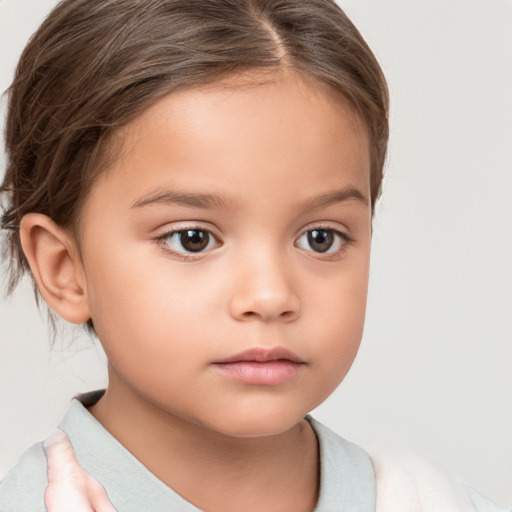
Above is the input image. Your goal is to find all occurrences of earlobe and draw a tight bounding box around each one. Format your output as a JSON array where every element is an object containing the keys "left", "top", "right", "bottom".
[{"left": 19, "top": 213, "right": 91, "bottom": 325}]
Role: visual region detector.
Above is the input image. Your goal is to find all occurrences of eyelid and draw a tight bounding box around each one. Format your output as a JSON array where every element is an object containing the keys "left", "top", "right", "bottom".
[
  {"left": 153, "top": 223, "right": 222, "bottom": 259},
  {"left": 294, "top": 223, "right": 354, "bottom": 257},
  {"left": 296, "top": 222, "right": 352, "bottom": 240}
]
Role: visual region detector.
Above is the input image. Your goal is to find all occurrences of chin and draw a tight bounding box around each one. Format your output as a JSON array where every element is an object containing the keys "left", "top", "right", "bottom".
[
  {"left": 216, "top": 420, "right": 301, "bottom": 438},
  {"left": 203, "top": 404, "right": 309, "bottom": 439}
]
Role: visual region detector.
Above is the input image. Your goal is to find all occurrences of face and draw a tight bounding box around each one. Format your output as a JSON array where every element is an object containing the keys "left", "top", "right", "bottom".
[{"left": 77, "top": 71, "right": 372, "bottom": 437}]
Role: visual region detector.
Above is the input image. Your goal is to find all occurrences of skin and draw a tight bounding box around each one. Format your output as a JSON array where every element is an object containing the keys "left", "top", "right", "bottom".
[{"left": 21, "top": 69, "right": 372, "bottom": 512}]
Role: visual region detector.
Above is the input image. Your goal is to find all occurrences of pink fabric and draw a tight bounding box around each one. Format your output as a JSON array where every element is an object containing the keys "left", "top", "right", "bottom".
[
  {"left": 373, "top": 451, "right": 476, "bottom": 512},
  {"left": 43, "top": 429, "right": 116, "bottom": 512}
]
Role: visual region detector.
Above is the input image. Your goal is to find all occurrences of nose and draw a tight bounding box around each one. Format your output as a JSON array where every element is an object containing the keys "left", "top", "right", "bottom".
[{"left": 228, "top": 250, "right": 300, "bottom": 323}]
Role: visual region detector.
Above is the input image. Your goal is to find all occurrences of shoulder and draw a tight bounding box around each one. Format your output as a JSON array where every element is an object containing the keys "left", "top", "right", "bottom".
[
  {"left": 307, "top": 417, "right": 510, "bottom": 512},
  {"left": 371, "top": 450, "right": 511, "bottom": 512},
  {"left": 0, "top": 441, "right": 48, "bottom": 512}
]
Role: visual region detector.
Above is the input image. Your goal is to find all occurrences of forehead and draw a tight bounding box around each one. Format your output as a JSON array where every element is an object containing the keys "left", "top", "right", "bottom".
[{"left": 87, "top": 70, "right": 371, "bottom": 214}]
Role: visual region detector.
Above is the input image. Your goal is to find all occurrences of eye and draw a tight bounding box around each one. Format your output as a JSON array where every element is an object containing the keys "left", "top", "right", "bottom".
[
  {"left": 159, "top": 228, "right": 219, "bottom": 254},
  {"left": 296, "top": 228, "right": 351, "bottom": 254}
]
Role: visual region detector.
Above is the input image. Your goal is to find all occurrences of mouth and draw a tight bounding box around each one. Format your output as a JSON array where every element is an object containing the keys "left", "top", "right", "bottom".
[{"left": 212, "top": 347, "right": 305, "bottom": 386}]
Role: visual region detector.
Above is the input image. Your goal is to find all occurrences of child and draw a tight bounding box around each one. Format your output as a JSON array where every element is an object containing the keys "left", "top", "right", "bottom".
[{"left": 0, "top": 0, "right": 509, "bottom": 511}]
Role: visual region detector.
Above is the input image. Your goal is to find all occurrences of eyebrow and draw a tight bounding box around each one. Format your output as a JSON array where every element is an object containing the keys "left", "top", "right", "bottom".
[
  {"left": 130, "top": 186, "right": 368, "bottom": 211},
  {"left": 130, "top": 189, "right": 234, "bottom": 210},
  {"left": 297, "top": 187, "right": 368, "bottom": 212}
]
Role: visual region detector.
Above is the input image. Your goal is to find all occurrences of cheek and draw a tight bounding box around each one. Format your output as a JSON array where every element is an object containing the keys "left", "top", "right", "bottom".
[
  {"left": 308, "top": 246, "right": 369, "bottom": 332},
  {"left": 83, "top": 247, "right": 222, "bottom": 365},
  {"left": 305, "top": 254, "right": 369, "bottom": 395}
]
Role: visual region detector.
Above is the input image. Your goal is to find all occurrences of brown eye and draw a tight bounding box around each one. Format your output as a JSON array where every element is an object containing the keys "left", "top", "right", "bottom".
[
  {"left": 307, "top": 229, "right": 334, "bottom": 253},
  {"left": 179, "top": 230, "right": 210, "bottom": 252},
  {"left": 162, "top": 228, "right": 219, "bottom": 254},
  {"left": 296, "top": 228, "right": 350, "bottom": 255}
]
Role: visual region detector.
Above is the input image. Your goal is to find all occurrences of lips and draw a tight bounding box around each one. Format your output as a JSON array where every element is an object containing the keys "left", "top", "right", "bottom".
[
  {"left": 212, "top": 347, "right": 305, "bottom": 385},
  {"left": 215, "top": 347, "right": 304, "bottom": 364}
]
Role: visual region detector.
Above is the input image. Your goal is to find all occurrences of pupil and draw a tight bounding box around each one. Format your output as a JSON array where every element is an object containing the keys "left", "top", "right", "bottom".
[
  {"left": 180, "top": 230, "right": 209, "bottom": 252},
  {"left": 308, "top": 230, "right": 333, "bottom": 253}
]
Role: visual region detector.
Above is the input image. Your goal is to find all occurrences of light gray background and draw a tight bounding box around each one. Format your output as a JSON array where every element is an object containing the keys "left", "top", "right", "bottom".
[{"left": 1, "top": 0, "right": 511, "bottom": 505}]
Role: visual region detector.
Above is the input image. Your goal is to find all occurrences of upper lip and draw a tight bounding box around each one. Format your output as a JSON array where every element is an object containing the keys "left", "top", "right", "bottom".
[{"left": 214, "top": 347, "right": 304, "bottom": 364}]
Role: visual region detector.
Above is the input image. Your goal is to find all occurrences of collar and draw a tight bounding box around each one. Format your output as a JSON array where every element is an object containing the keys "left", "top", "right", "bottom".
[{"left": 58, "top": 391, "right": 375, "bottom": 511}]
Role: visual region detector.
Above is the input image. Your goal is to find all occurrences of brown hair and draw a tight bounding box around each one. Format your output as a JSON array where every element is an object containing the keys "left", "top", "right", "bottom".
[{"left": 1, "top": 0, "right": 388, "bottom": 313}]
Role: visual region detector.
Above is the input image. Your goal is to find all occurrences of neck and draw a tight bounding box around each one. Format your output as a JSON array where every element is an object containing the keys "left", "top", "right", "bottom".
[{"left": 88, "top": 369, "right": 319, "bottom": 512}]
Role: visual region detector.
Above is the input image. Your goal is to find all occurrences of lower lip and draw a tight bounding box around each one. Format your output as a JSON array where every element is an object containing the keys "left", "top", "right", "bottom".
[{"left": 213, "top": 360, "right": 303, "bottom": 385}]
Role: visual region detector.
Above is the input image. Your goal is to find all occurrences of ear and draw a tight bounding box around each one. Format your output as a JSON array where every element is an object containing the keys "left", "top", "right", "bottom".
[{"left": 19, "top": 213, "right": 91, "bottom": 324}]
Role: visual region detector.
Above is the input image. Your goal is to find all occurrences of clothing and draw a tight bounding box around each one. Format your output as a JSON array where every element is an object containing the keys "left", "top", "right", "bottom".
[{"left": 0, "top": 390, "right": 508, "bottom": 512}]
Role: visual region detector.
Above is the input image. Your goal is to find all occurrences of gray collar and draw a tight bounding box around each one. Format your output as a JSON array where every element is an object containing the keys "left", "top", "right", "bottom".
[{"left": 306, "top": 416, "right": 375, "bottom": 512}]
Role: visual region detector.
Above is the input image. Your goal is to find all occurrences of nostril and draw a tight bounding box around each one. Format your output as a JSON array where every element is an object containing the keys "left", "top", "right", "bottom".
[{"left": 239, "top": 309, "right": 296, "bottom": 321}]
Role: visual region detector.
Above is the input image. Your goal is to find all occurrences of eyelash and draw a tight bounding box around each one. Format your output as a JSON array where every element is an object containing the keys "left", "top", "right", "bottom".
[
  {"left": 296, "top": 224, "right": 354, "bottom": 260},
  {"left": 154, "top": 225, "right": 220, "bottom": 261},
  {"left": 153, "top": 224, "right": 354, "bottom": 260}
]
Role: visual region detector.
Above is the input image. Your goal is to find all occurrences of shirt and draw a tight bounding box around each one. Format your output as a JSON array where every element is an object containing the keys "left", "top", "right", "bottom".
[{"left": 0, "top": 390, "right": 508, "bottom": 511}]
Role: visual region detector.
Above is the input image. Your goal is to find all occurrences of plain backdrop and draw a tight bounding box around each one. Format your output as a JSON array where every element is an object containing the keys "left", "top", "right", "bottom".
[{"left": 1, "top": 0, "right": 511, "bottom": 505}]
